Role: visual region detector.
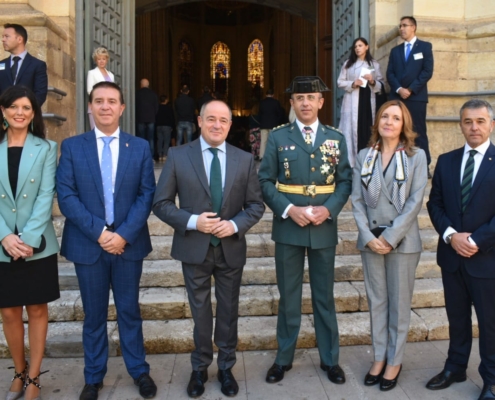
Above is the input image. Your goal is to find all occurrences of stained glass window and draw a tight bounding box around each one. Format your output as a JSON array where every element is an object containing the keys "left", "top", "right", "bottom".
[
  {"left": 248, "top": 39, "right": 264, "bottom": 88},
  {"left": 210, "top": 41, "right": 230, "bottom": 97},
  {"left": 179, "top": 40, "right": 192, "bottom": 87}
]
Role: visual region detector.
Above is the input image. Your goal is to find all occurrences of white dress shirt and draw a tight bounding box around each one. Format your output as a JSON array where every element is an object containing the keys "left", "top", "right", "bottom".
[
  {"left": 186, "top": 136, "right": 238, "bottom": 232},
  {"left": 95, "top": 127, "right": 120, "bottom": 191},
  {"left": 10, "top": 50, "right": 27, "bottom": 84},
  {"left": 442, "top": 139, "right": 490, "bottom": 245}
]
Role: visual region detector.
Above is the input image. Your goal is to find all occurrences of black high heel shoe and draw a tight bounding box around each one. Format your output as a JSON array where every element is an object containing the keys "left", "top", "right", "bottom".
[
  {"left": 23, "top": 370, "right": 49, "bottom": 400},
  {"left": 364, "top": 364, "right": 386, "bottom": 386},
  {"left": 6, "top": 361, "right": 28, "bottom": 400},
  {"left": 380, "top": 365, "right": 402, "bottom": 391}
]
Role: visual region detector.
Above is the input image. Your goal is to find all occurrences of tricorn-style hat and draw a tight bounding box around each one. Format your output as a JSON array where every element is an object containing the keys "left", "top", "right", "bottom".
[{"left": 285, "top": 76, "right": 330, "bottom": 94}]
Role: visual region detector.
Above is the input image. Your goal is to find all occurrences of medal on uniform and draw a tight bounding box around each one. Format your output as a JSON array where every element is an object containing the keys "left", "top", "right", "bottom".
[{"left": 284, "top": 161, "right": 290, "bottom": 179}]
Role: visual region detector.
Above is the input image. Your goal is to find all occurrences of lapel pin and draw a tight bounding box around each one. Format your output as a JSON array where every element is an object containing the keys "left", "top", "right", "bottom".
[
  {"left": 126, "top": 143, "right": 129, "bottom": 147},
  {"left": 489, "top": 158, "right": 492, "bottom": 161}
]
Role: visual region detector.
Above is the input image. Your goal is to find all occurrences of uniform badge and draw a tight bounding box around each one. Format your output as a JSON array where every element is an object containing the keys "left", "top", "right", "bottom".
[
  {"left": 278, "top": 146, "right": 283, "bottom": 152},
  {"left": 0, "top": 63, "right": 5, "bottom": 70},
  {"left": 290, "top": 145, "right": 295, "bottom": 150}
]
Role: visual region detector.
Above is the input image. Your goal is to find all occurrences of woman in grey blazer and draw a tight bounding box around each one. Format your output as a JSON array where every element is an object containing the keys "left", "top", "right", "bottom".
[{"left": 351, "top": 100, "right": 427, "bottom": 391}]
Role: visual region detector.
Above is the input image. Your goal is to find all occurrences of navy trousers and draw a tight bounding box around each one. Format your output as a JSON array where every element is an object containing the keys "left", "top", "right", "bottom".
[
  {"left": 75, "top": 252, "right": 149, "bottom": 384},
  {"left": 402, "top": 100, "right": 431, "bottom": 165}
]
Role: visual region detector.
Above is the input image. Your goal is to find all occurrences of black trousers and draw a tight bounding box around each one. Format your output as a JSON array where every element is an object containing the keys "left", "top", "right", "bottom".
[
  {"left": 182, "top": 244, "right": 243, "bottom": 371},
  {"left": 442, "top": 262, "right": 495, "bottom": 384},
  {"left": 402, "top": 99, "right": 431, "bottom": 165}
]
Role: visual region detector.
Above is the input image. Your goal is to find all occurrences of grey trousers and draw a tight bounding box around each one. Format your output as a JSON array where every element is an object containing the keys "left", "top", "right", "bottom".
[
  {"left": 361, "top": 251, "right": 420, "bottom": 365},
  {"left": 182, "top": 244, "right": 243, "bottom": 371}
]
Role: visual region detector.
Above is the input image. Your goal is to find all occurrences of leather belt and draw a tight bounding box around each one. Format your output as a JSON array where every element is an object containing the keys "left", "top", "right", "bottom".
[{"left": 277, "top": 183, "right": 335, "bottom": 197}]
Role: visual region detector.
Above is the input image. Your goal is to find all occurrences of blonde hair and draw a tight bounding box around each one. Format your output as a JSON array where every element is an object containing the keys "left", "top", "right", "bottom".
[
  {"left": 92, "top": 47, "right": 110, "bottom": 62},
  {"left": 368, "top": 100, "right": 418, "bottom": 156}
]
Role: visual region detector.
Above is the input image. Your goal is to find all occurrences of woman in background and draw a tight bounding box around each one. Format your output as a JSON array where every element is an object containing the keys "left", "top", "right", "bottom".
[
  {"left": 338, "top": 37, "right": 384, "bottom": 167},
  {"left": 351, "top": 100, "right": 427, "bottom": 392},
  {"left": 86, "top": 46, "right": 114, "bottom": 129},
  {"left": 0, "top": 86, "right": 59, "bottom": 400}
]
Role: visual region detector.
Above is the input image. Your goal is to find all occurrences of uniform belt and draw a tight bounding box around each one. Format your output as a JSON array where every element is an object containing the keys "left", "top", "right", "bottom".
[{"left": 277, "top": 183, "right": 335, "bottom": 196}]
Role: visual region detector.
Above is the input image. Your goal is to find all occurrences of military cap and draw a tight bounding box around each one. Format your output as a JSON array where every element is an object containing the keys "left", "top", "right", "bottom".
[{"left": 285, "top": 76, "right": 330, "bottom": 94}]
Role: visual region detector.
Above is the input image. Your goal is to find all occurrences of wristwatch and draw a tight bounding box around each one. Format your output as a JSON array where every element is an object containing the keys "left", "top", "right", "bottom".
[{"left": 445, "top": 233, "right": 454, "bottom": 245}]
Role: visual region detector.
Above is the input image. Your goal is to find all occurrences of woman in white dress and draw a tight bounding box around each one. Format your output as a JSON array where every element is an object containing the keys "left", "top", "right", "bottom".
[
  {"left": 338, "top": 37, "right": 384, "bottom": 167},
  {"left": 86, "top": 47, "right": 114, "bottom": 129}
]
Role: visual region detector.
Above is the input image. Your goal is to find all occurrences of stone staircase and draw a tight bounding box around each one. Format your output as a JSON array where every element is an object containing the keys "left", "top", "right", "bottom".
[{"left": 0, "top": 180, "right": 476, "bottom": 359}]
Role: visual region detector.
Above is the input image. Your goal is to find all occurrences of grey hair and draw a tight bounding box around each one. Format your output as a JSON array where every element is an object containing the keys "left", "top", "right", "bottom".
[
  {"left": 199, "top": 100, "right": 232, "bottom": 120},
  {"left": 92, "top": 47, "right": 110, "bottom": 62},
  {"left": 460, "top": 99, "right": 494, "bottom": 121}
]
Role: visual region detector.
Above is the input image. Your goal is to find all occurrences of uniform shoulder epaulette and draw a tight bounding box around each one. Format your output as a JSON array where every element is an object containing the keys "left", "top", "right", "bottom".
[
  {"left": 272, "top": 123, "right": 290, "bottom": 132},
  {"left": 325, "top": 125, "right": 343, "bottom": 135}
]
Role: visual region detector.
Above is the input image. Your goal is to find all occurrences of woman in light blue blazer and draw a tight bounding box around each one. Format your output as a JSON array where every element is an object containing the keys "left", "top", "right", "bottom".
[
  {"left": 351, "top": 100, "right": 427, "bottom": 391},
  {"left": 0, "top": 86, "right": 59, "bottom": 400}
]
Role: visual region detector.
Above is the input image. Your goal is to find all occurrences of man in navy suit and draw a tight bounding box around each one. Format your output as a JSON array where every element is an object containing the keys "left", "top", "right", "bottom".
[
  {"left": 387, "top": 16, "right": 433, "bottom": 174},
  {"left": 427, "top": 99, "right": 495, "bottom": 400},
  {"left": 57, "top": 82, "right": 157, "bottom": 400},
  {"left": 0, "top": 23, "right": 48, "bottom": 106}
]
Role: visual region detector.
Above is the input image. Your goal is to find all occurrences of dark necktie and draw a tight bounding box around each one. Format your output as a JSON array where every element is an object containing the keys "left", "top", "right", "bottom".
[
  {"left": 11, "top": 56, "right": 20, "bottom": 83},
  {"left": 461, "top": 149, "right": 477, "bottom": 212},
  {"left": 208, "top": 148, "right": 222, "bottom": 246},
  {"left": 303, "top": 126, "right": 313, "bottom": 150}
]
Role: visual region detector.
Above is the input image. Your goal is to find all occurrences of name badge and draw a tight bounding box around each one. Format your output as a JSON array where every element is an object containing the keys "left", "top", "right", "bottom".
[
  {"left": 413, "top": 52, "right": 423, "bottom": 60},
  {"left": 0, "top": 63, "right": 5, "bottom": 70}
]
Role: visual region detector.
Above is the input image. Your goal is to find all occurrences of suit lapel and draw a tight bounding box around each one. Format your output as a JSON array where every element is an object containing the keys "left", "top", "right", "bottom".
[
  {"left": 222, "top": 144, "right": 238, "bottom": 207},
  {"left": 187, "top": 139, "right": 210, "bottom": 197},
  {"left": 0, "top": 137, "right": 14, "bottom": 202},
  {"left": 466, "top": 143, "right": 495, "bottom": 208},
  {"left": 83, "top": 131, "right": 105, "bottom": 205},
  {"left": 16, "top": 133, "right": 42, "bottom": 198},
  {"left": 451, "top": 147, "right": 464, "bottom": 211},
  {"left": 15, "top": 53, "right": 31, "bottom": 83},
  {"left": 288, "top": 122, "right": 312, "bottom": 154},
  {"left": 1, "top": 56, "right": 14, "bottom": 85},
  {"left": 113, "top": 132, "right": 131, "bottom": 198}
]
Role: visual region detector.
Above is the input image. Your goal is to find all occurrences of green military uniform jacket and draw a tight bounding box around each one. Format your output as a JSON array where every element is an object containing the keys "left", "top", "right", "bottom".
[{"left": 258, "top": 121, "right": 352, "bottom": 249}]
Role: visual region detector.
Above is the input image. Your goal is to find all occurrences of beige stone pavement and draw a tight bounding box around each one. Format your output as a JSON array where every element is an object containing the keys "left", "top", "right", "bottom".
[{"left": 0, "top": 339, "right": 485, "bottom": 400}]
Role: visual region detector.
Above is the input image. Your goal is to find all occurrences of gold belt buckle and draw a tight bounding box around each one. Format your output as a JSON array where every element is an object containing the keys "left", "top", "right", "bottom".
[{"left": 303, "top": 185, "right": 316, "bottom": 196}]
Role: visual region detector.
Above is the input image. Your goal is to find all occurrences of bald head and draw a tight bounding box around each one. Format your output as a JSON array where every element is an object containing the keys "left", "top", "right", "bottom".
[{"left": 140, "top": 79, "right": 150, "bottom": 88}]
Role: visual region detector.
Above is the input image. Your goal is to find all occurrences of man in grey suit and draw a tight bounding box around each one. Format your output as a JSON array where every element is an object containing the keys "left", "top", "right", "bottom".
[{"left": 153, "top": 100, "right": 264, "bottom": 398}]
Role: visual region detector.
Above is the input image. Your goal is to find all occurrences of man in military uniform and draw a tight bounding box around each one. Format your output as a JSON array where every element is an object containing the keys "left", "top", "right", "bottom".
[{"left": 258, "top": 76, "right": 352, "bottom": 385}]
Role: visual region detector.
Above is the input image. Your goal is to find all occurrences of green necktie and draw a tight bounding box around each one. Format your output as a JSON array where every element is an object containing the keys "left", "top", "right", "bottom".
[
  {"left": 208, "top": 147, "right": 222, "bottom": 246},
  {"left": 461, "top": 149, "right": 477, "bottom": 212}
]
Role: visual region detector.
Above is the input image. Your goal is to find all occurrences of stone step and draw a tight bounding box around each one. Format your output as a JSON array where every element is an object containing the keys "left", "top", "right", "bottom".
[
  {"left": 0, "top": 307, "right": 478, "bottom": 358},
  {"left": 4, "top": 277, "right": 446, "bottom": 324},
  {"left": 52, "top": 209, "right": 434, "bottom": 237},
  {"left": 57, "top": 252, "right": 440, "bottom": 290}
]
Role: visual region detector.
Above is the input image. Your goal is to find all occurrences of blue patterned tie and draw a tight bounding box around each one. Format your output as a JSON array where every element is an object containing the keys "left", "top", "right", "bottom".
[
  {"left": 208, "top": 148, "right": 222, "bottom": 246},
  {"left": 405, "top": 43, "right": 411, "bottom": 60},
  {"left": 461, "top": 149, "right": 477, "bottom": 212},
  {"left": 101, "top": 136, "right": 115, "bottom": 225}
]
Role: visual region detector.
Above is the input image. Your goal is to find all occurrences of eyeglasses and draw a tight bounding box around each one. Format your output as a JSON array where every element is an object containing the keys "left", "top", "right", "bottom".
[{"left": 398, "top": 24, "right": 414, "bottom": 28}]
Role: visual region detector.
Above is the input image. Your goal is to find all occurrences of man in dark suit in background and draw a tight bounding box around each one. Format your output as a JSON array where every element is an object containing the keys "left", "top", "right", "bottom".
[
  {"left": 0, "top": 23, "right": 48, "bottom": 106},
  {"left": 153, "top": 100, "right": 264, "bottom": 398},
  {"left": 136, "top": 78, "right": 159, "bottom": 158},
  {"left": 387, "top": 16, "right": 434, "bottom": 175},
  {"left": 259, "top": 88, "right": 287, "bottom": 160},
  {"left": 57, "top": 82, "right": 157, "bottom": 400},
  {"left": 175, "top": 84, "right": 197, "bottom": 145},
  {"left": 427, "top": 99, "right": 495, "bottom": 400}
]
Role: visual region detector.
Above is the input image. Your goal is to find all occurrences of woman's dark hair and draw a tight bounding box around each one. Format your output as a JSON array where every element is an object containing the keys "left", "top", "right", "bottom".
[
  {"left": 0, "top": 85, "right": 45, "bottom": 143},
  {"left": 345, "top": 37, "right": 374, "bottom": 69}
]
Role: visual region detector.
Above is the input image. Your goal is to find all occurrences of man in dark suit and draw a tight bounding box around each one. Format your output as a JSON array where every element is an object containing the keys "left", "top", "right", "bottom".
[
  {"left": 0, "top": 23, "right": 47, "bottom": 106},
  {"left": 427, "top": 99, "right": 495, "bottom": 400},
  {"left": 153, "top": 99, "right": 264, "bottom": 398},
  {"left": 259, "top": 88, "right": 287, "bottom": 159},
  {"left": 387, "top": 16, "right": 434, "bottom": 174},
  {"left": 136, "top": 78, "right": 159, "bottom": 158},
  {"left": 258, "top": 76, "right": 352, "bottom": 385},
  {"left": 57, "top": 82, "right": 157, "bottom": 400}
]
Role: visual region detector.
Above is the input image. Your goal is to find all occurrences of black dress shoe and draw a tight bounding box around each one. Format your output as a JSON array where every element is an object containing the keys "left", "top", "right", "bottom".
[
  {"left": 426, "top": 369, "right": 467, "bottom": 390},
  {"left": 187, "top": 370, "right": 208, "bottom": 398},
  {"left": 380, "top": 365, "right": 402, "bottom": 392},
  {"left": 218, "top": 368, "right": 239, "bottom": 397},
  {"left": 479, "top": 384, "right": 495, "bottom": 399},
  {"left": 134, "top": 373, "right": 157, "bottom": 399},
  {"left": 79, "top": 382, "right": 103, "bottom": 400},
  {"left": 364, "top": 364, "right": 386, "bottom": 386},
  {"left": 266, "top": 363, "right": 292, "bottom": 383},
  {"left": 320, "top": 364, "right": 346, "bottom": 384}
]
